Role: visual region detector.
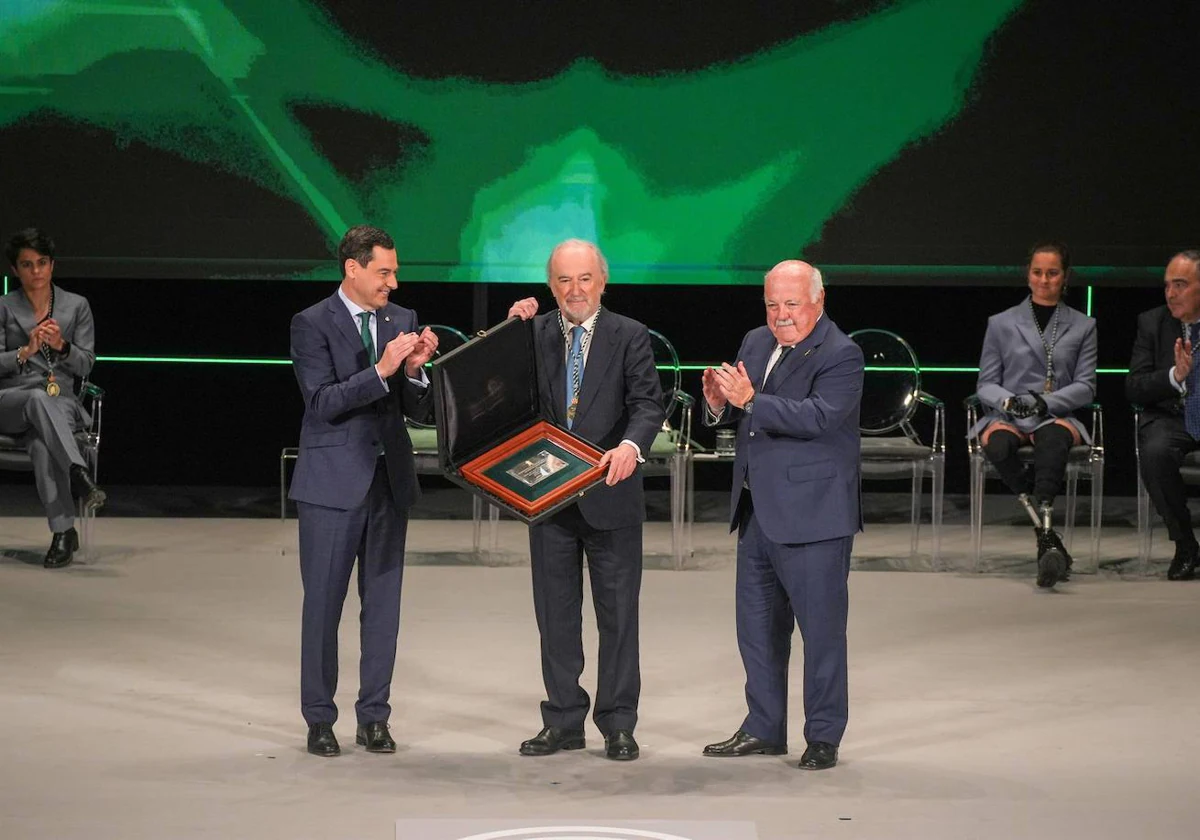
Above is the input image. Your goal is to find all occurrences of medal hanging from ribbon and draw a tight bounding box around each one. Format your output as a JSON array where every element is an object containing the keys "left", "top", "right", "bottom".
[
  {"left": 37, "top": 286, "right": 60, "bottom": 396},
  {"left": 562, "top": 312, "right": 596, "bottom": 428},
  {"left": 1028, "top": 298, "right": 1061, "bottom": 394}
]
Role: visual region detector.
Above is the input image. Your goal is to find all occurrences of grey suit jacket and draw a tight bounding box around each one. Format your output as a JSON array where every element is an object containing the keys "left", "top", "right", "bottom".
[
  {"left": 971, "top": 297, "right": 1097, "bottom": 441},
  {"left": 0, "top": 286, "right": 95, "bottom": 429}
]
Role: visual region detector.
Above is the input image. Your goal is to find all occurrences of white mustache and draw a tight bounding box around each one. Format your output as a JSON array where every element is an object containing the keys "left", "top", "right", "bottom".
[{"left": 775, "top": 318, "right": 795, "bottom": 327}]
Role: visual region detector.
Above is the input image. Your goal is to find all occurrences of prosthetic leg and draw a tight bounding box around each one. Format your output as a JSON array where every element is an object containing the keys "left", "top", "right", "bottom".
[{"left": 1018, "top": 494, "right": 1073, "bottom": 588}]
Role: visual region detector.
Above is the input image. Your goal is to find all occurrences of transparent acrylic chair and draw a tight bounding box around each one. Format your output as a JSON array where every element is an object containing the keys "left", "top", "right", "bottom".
[
  {"left": 1132, "top": 406, "right": 1200, "bottom": 574},
  {"left": 642, "top": 329, "right": 694, "bottom": 569},
  {"left": 850, "top": 329, "right": 945, "bottom": 568}
]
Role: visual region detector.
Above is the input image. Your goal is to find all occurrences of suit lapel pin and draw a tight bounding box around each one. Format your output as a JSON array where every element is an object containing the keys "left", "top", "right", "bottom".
[{"left": 384, "top": 316, "right": 390, "bottom": 322}]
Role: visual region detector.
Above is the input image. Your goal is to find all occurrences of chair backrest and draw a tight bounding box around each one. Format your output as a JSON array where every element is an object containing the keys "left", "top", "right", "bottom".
[
  {"left": 849, "top": 328, "right": 922, "bottom": 436},
  {"left": 408, "top": 325, "right": 471, "bottom": 430},
  {"left": 647, "top": 329, "right": 682, "bottom": 425}
]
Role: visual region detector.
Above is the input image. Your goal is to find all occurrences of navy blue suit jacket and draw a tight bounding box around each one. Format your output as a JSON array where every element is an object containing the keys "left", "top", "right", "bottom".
[
  {"left": 288, "top": 292, "right": 432, "bottom": 511},
  {"left": 534, "top": 309, "right": 664, "bottom": 530},
  {"left": 714, "top": 316, "right": 864, "bottom": 545}
]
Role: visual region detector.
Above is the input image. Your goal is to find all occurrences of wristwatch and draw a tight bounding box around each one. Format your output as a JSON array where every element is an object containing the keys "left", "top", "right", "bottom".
[{"left": 743, "top": 396, "right": 755, "bottom": 414}]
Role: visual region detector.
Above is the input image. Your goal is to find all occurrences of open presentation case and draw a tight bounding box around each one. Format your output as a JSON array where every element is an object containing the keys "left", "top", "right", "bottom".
[{"left": 430, "top": 317, "right": 606, "bottom": 523}]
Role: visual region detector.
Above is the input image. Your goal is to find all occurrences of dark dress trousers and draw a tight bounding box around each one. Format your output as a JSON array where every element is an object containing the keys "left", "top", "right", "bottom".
[
  {"left": 527, "top": 309, "right": 663, "bottom": 736},
  {"left": 711, "top": 316, "right": 863, "bottom": 747},
  {"left": 1126, "top": 304, "right": 1200, "bottom": 545},
  {"left": 289, "top": 292, "right": 432, "bottom": 726}
]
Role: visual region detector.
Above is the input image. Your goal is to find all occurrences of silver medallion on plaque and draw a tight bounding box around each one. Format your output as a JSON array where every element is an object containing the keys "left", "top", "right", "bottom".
[{"left": 507, "top": 450, "right": 569, "bottom": 487}]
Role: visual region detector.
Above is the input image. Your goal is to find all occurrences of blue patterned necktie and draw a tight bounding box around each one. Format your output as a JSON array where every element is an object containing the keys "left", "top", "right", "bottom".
[
  {"left": 357, "top": 311, "right": 376, "bottom": 365},
  {"left": 565, "top": 325, "right": 585, "bottom": 429},
  {"left": 1186, "top": 323, "right": 1200, "bottom": 439}
]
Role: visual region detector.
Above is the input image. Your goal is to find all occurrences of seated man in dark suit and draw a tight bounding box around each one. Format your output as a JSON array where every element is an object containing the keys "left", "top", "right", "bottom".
[
  {"left": 1127, "top": 249, "right": 1200, "bottom": 580},
  {"left": 0, "top": 228, "right": 106, "bottom": 569}
]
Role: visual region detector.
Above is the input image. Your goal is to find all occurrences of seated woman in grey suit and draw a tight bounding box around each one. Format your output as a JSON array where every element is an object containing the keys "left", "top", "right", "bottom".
[
  {"left": 0, "top": 228, "right": 106, "bottom": 569},
  {"left": 970, "top": 242, "right": 1097, "bottom": 588}
]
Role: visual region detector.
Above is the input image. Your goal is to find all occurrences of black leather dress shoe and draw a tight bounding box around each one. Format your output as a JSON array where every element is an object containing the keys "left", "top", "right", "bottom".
[
  {"left": 70, "top": 465, "right": 106, "bottom": 512},
  {"left": 798, "top": 741, "right": 838, "bottom": 770},
  {"left": 604, "top": 730, "right": 639, "bottom": 761},
  {"left": 702, "top": 729, "right": 787, "bottom": 757},
  {"left": 519, "top": 726, "right": 585, "bottom": 756},
  {"left": 1167, "top": 543, "right": 1199, "bottom": 581},
  {"left": 307, "top": 723, "right": 340, "bottom": 757},
  {"left": 44, "top": 528, "right": 79, "bottom": 569},
  {"left": 356, "top": 721, "right": 396, "bottom": 753}
]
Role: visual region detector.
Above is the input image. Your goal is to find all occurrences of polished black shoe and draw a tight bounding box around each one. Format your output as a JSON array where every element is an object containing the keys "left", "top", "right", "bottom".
[
  {"left": 702, "top": 729, "right": 787, "bottom": 757},
  {"left": 1035, "top": 527, "right": 1065, "bottom": 589},
  {"left": 519, "top": 726, "right": 585, "bottom": 756},
  {"left": 798, "top": 741, "right": 838, "bottom": 770},
  {"left": 355, "top": 721, "right": 396, "bottom": 753},
  {"left": 306, "top": 723, "right": 340, "bottom": 757},
  {"left": 69, "top": 465, "right": 106, "bottom": 512},
  {"left": 43, "top": 528, "right": 79, "bottom": 569},
  {"left": 1167, "top": 543, "right": 1199, "bottom": 581},
  {"left": 604, "top": 729, "right": 639, "bottom": 761}
]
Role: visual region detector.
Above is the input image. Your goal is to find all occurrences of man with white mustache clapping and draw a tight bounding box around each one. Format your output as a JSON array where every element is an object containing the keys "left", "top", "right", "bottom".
[{"left": 700, "top": 260, "right": 863, "bottom": 772}]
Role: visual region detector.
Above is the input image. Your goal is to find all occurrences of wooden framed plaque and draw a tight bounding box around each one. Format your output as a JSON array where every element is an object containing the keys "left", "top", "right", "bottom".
[
  {"left": 459, "top": 420, "right": 604, "bottom": 517},
  {"left": 430, "top": 316, "right": 610, "bottom": 523}
]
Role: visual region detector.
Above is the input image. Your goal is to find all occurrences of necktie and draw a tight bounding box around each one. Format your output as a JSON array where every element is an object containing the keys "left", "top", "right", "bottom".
[
  {"left": 357, "top": 311, "right": 377, "bottom": 365},
  {"left": 762, "top": 345, "right": 794, "bottom": 393},
  {"left": 565, "top": 325, "right": 585, "bottom": 429},
  {"left": 1186, "top": 324, "right": 1200, "bottom": 439}
]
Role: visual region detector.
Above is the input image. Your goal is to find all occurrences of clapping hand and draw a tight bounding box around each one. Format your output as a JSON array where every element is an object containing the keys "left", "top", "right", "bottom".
[
  {"left": 404, "top": 327, "right": 439, "bottom": 377},
  {"left": 32, "top": 318, "right": 64, "bottom": 352},
  {"left": 1174, "top": 336, "right": 1194, "bottom": 384},
  {"left": 709, "top": 361, "right": 755, "bottom": 409},
  {"left": 375, "top": 331, "right": 421, "bottom": 379}
]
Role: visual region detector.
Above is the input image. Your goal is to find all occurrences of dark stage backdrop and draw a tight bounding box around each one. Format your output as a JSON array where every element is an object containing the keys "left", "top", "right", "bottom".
[{"left": 0, "top": 0, "right": 1198, "bottom": 494}]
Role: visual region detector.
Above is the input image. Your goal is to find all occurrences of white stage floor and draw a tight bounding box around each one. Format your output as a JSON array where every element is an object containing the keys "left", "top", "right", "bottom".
[{"left": 1, "top": 516, "right": 1197, "bottom": 840}]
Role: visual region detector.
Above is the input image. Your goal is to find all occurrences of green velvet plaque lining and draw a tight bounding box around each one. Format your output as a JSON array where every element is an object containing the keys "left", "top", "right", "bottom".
[{"left": 480, "top": 439, "right": 595, "bottom": 503}]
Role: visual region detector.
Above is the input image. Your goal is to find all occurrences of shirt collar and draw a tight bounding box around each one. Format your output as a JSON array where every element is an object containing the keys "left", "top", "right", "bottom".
[
  {"left": 337, "top": 286, "right": 374, "bottom": 320},
  {"left": 561, "top": 308, "right": 600, "bottom": 338}
]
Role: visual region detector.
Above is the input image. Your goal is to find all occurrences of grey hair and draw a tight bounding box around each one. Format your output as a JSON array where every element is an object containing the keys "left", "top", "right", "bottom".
[
  {"left": 1175, "top": 249, "right": 1200, "bottom": 266},
  {"left": 808, "top": 266, "right": 824, "bottom": 303},
  {"left": 545, "top": 239, "right": 609, "bottom": 282}
]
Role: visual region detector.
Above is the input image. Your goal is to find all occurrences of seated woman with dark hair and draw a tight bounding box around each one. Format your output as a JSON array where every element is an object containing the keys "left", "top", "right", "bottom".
[
  {"left": 969, "top": 242, "right": 1097, "bottom": 588},
  {"left": 0, "top": 228, "right": 105, "bottom": 569}
]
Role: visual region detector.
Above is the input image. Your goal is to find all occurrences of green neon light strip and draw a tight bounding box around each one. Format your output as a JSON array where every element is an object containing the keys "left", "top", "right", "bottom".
[
  {"left": 1087, "top": 286, "right": 1094, "bottom": 317},
  {"left": 88, "top": 357, "right": 1135, "bottom": 373},
  {"left": 97, "top": 355, "right": 294, "bottom": 365}
]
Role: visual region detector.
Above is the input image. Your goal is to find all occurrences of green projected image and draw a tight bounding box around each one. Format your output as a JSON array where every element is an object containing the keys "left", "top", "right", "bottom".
[{"left": 0, "top": 0, "right": 1021, "bottom": 282}]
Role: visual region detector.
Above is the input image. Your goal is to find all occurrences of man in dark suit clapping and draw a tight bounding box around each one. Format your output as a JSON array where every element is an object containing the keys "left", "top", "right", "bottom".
[
  {"left": 700, "top": 260, "right": 863, "bottom": 771},
  {"left": 289, "top": 225, "right": 438, "bottom": 756},
  {"left": 1127, "top": 250, "right": 1200, "bottom": 580}
]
